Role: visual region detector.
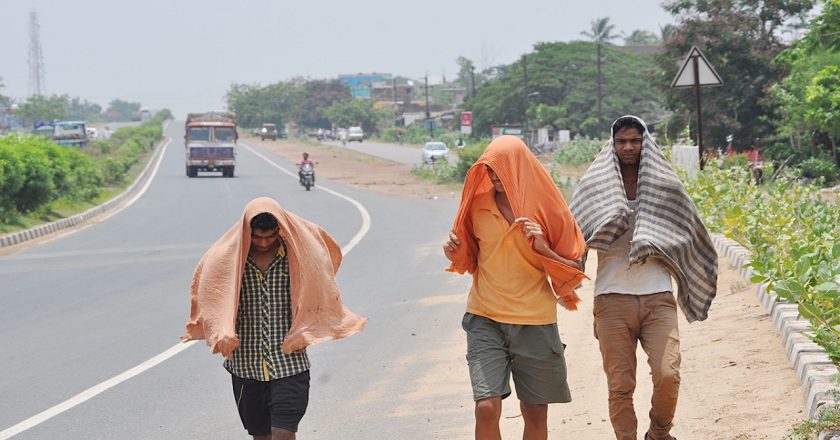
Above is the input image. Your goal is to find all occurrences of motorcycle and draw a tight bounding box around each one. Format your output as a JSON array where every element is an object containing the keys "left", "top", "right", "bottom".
[{"left": 300, "top": 163, "right": 315, "bottom": 191}]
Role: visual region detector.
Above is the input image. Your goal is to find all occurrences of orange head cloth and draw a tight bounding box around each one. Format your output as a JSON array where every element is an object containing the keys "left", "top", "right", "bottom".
[
  {"left": 446, "top": 136, "right": 587, "bottom": 310},
  {"left": 182, "top": 197, "right": 366, "bottom": 357}
]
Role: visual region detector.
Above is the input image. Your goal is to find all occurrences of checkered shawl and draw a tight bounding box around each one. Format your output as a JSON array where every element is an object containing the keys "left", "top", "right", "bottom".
[{"left": 569, "top": 133, "right": 718, "bottom": 322}]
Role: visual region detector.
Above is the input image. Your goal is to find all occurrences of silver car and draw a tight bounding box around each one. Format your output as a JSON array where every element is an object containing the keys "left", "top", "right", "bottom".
[{"left": 422, "top": 141, "right": 449, "bottom": 164}]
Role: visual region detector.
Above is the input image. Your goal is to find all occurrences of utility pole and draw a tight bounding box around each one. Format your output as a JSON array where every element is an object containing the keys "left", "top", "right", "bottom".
[
  {"left": 522, "top": 55, "right": 529, "bottom": 145},
  {"left": 425, "top": 75, "right": 433, "bottom": 138},
  {"left": 470, "top": 65, "right": 476, "bottom": 97},
  {"left": 392, "top": 78, "right": 398, "bottom": 124},
  {"left": 28, "top": 10, "right": 46, "bottom": 97}
]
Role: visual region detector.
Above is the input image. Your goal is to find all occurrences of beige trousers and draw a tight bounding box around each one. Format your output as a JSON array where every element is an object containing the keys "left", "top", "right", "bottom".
[{"left": 593, "top": 292, "right": 681, "bottom": 440}]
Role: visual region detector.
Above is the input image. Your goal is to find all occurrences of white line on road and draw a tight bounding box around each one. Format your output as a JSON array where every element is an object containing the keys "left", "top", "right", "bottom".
[
  {"left": 0, "top": 139, "right": 373, "bottom": 439},
  {"left": 25, "top": 127, "right": 172, "bottom": 247},
  {"left": 239, "top": 142, "right": 372, "bottom": 255}
]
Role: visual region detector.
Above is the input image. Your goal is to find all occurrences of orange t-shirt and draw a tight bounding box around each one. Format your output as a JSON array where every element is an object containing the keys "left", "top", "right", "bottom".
[{"left": 466, "top": 192, "right": 558, "bottom": 325}]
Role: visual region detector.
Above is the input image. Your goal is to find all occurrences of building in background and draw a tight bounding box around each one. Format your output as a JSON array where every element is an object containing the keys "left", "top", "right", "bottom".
[{"left": 338, "top": 73, "right": 392, "bottom": 99}]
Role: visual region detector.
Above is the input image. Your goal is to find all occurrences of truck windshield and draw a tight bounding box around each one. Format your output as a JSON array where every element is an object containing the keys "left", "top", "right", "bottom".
[
  {"left": 214, "top": 127, "right": 236, "bottom": 142},
  {"left": 189, "top": 127, "right": 210, "bottom": 141},
  {"left": 55, "top": 124, "right": 85, "bottom": 136}
]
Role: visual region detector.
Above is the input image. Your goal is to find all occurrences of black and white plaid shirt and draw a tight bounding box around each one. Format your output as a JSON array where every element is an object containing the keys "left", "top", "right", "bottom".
[{"left": 224, "top": 240, "right": 310, "bottom": 380}]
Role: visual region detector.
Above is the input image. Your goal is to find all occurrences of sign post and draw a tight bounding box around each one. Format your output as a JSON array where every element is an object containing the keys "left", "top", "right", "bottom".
[
  {"left": 670, "top": 46, "right": 723, "bottom": 170},
  {"left": 460, "top": 111, "right": 473, "bottom": 135}
]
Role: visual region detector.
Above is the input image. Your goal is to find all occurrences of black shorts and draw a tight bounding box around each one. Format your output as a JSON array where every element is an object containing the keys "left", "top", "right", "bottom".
[{"left": 231, "top": 370, "right": 310, "bottom": 435}]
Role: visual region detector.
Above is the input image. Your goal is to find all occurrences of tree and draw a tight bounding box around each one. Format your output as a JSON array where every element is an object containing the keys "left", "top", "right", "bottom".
[
  {"left": 0, "top": 77, "right": 10, "bottom": 110},
  {"left": 581, "top": 17, "right": 620, "bottom": 133},
  {"left": 463, "top": 41, "right": 662, "bottom": 139},
  {"left": 323, "top": 99, "right": 386, "bottom": 135},
  {"left": 105, "top": 99, "right": 141, "bottom": 121},
  {"left": 768, "top": 0, "right": 840, "bottom": 164},
  {"left": 298, "top": 80, "right": 351, "bottom": 129},
  {"left": 67, "top": 97, "right": 101, "bottom": 121},
  {"left": 804, "top": 65, "right": 840, "bottom": 165},
  {"left": 654, "top": 0, "right": 817, "bottom": 150},
  {"left": 455, "top": 56, "right": 486, "bottom": 97},
  {"left": 622, "top": 30, "right": 661, "bottom": 46},
  {"left": 16, "top": 95, "right": 70, "bottom": 124},
  {"left": 225, "top": 81, "right": 303, "bottom": 128}
]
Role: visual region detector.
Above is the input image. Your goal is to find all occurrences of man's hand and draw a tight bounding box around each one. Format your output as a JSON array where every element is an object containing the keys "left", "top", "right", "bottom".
[
  {"left": 515, "top": 217, "right": 549, "bottom": 253},
  {"left": 515, "top": 217, "right": 582, "bottom": 270},
  {"left": 443, "top": 232, "right": 461, "bottom": 262}
]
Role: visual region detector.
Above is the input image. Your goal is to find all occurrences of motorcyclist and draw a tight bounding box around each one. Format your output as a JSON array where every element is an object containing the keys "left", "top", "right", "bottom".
[{"left": 299, "top": 152, "right": 315, "bottom": 185}]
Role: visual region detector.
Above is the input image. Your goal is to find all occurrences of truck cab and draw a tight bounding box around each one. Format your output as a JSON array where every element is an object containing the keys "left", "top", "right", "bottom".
[
  {"left": 184, "top": 112, "right": 238, "bottom": 178},
  {"left": 33, "top": 121, "right": 90, "bottom": 148}
]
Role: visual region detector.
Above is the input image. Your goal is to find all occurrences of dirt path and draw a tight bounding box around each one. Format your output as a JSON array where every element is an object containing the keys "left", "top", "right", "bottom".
[{"left": 254, "top": 136, "right": 805, "bottom": 438}]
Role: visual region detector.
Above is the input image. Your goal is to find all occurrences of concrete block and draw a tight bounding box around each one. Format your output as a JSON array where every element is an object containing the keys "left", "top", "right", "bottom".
[
  {"left": 762, "top": 291, "right": 779, "bottom": 313},
  {"left": 804, "top": 365, "right": 840, "bottom": 390},
  {"left": 771, "top": 303, "right": 799, "bottom": 329},
  {"left": 789, "top": 339, "right": 828, "bottom": 367},
  {"left": 740, "top": 266, "right": 754, "bottom": 280},
  {"left": 797, "top": 352, "right": 835, "bottom": 383},
  {"left": 806, "top": 380, "right": 839, "bottom": 418}
]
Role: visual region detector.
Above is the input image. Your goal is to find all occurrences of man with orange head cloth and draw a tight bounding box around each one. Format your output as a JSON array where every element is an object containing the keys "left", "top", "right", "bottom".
[{"left": 443, "top": 135, "right": 587, "bottom": 440}]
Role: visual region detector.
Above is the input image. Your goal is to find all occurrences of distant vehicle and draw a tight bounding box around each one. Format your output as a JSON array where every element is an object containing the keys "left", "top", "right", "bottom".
[
  {"left": 422, "top": 141, "right": 449, "bottom": 164},
  {"left": 139, "top": 109, "right": 152, "bottom": 122},
  {"left": 184, "top": 112, "right": 238, "bottom": 178},
  {"left": 347, "top": 126, "right": 364, "bottom": 143},
  {"left": 300, "top": 162, "right": 315, "bottom": 191},
  {"left": 260, "top": 123, "right": 278, "bottom": 141},
  {"left": 85, "top": 127, "right": 98, "bottom": 140},
  {"left": 33, "top": 121, "right": 90, "bottom": 148}
]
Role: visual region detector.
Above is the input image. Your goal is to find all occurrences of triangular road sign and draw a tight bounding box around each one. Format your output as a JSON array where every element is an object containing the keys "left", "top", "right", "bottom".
[{"left": 670, "top": 46, "right": 724, "bottom": 88}]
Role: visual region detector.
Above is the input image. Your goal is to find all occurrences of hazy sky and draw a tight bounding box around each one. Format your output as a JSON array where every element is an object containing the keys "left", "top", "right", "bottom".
[{"left": 1, "top": 0, "right": 674, "bottom": 118}]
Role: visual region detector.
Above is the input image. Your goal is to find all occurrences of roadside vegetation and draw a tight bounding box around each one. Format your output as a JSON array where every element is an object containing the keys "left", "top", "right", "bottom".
[
  {"left": 682, "top": 161, "right": 840, "bottom": 364},
  {"left": 0, "top": 110, "right": 171, "bottom": 233}
]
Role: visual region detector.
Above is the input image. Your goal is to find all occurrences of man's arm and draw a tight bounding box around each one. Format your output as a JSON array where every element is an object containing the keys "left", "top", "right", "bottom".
[{"left": 515, "top": 217, "right": 582, "bottom": 270}]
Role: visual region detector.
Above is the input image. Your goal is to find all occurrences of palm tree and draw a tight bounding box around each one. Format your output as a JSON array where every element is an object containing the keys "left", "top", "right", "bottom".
[{"left": 582, "top": 17, "right": 620, "bottom": 134}]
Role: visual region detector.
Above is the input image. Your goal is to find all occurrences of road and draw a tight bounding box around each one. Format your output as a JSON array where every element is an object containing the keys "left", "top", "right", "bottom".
[{"left": 0, "top": 121, "right": 471, "bottom": 439}]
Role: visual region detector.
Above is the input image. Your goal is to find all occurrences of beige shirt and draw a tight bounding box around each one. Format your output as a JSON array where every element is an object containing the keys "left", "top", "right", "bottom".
[{"left": 594, "top": 200, "right": 673, "bottom": 296}]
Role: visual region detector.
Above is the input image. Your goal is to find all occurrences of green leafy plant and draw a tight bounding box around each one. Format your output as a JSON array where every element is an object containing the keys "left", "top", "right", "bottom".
[
  {"left": 682, "top": 162, "right": 840, "bottom": 363},
  {"left": 552, "top": 137, "right": 604, "bottom": 165}
]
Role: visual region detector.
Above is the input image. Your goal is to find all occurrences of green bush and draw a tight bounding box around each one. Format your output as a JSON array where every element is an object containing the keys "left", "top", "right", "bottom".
[
  {"left": 798, "top": 157, "right": 838, "bottom": 182},
  {"left": 0, "top": 146, "right": 25, "bottom": 222},
  {"left": 454, "top": 141, "right": 489, "bottom": 180},
  {"left": 721, "top": 153, "right": 750, "bottom": 169},
  {"left": 553, "top": 137, "right": 604, "bottom": 165},
  {"left": 0, "top": 109, "right": 169, "bottom": 225},
  {"left": 683, "top": 163, "right": 840, "bottom": 363}
]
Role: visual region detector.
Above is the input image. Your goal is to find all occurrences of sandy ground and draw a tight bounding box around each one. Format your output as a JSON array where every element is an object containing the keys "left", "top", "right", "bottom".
[
  {"left": 247, "top": 136, "right": 462, "bottom": 200},
  {"left": 252, "top": 136, "right": 806, "bottom": 439}
]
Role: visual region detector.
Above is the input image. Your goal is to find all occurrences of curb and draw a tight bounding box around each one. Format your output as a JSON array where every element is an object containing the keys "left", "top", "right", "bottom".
[
  {"left": 0, "top": 126, "right": 170, "bottom": 249},
  {"left": 710, "top": 233, "right": 838, "bottom": 419}
]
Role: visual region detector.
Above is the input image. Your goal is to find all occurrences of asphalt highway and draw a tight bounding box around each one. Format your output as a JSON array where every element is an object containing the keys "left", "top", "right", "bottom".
[{"left": 0, "top": 121, "right": 472, "bottom": 439}]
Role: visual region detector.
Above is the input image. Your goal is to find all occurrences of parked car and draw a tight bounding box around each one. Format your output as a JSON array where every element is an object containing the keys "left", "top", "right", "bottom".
[
  {"left": 260, "top": 123, "right": 278, "bottom": 141},
  {"left": 347, "top": 126, "right": 364, "bottom": 143},
  {"left": 422, "top": 141, "right": 449, "bottom": 164}
]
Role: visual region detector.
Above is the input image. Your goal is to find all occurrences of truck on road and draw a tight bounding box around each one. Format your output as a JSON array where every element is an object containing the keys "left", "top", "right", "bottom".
[
  {"left": 184, "top": 112, "right": 238, "bottom": 178},
  {"left": 33, "top": 120, "right": 90, "bottom": 148}
]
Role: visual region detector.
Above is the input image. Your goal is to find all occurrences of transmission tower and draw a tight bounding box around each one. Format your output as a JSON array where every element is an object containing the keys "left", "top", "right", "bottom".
[{"left": 28, "top": 10, "right": 46, "bottom": 97}]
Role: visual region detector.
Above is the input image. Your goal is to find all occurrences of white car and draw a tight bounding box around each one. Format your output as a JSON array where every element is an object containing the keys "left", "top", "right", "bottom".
[
  {"left": 348, "top": 126, "right": 364, "bottom": 142},
  {"left": 422, "top": 141, "right": 449, "bottom": 164}
]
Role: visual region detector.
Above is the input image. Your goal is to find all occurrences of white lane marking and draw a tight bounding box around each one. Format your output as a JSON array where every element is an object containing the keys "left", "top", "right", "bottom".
[
  {"left": 0, "top": 139, "right": 373, "bottom": 439},
  {"left": 28, "top": 130, "right": 172, "bottom": 247},
  {"left": 0, "top": 341, "right": 198, "bottom": 440},
  {"left": 239, "top": 142, "right": 372, "bottom": 255}
]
